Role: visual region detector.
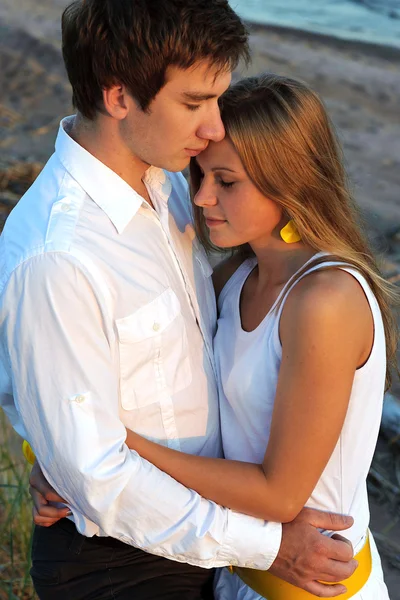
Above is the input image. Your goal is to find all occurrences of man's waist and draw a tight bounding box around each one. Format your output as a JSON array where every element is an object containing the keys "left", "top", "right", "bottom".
[{"left": 58, "top": 516, "right": 133, "bottom": 549}]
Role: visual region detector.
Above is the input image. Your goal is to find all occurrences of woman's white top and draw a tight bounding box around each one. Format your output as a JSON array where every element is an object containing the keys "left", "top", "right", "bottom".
[{"left": 214, "top": 255, "right": 389, "bottom": 600}]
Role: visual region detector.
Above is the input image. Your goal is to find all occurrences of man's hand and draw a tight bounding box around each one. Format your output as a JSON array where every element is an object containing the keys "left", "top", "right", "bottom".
[
  {"left": 269, "top": 507, "right": 357, "bottom": 597},
  {"left": 29, "top": 461, "right": 70, "bottom": 527}
]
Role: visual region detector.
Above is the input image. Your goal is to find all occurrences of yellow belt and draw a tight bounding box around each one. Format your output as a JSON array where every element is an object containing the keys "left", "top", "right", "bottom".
[
  {"left": 232, "top": 532, "right": 372, "bottom": 600},
  {"left": 23, "top": 438, "right": 372, "bottom": 600},
  {"left": 22, "top": 440, "right": 36, "bottom": 465}
]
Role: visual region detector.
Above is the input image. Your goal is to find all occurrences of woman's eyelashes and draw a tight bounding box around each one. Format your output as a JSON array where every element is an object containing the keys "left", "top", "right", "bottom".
[
  {"left": 216, "top": 176, "right": 235, "bottom": 189},
  {"left": 196, "top": 165, "right": 235, "bottom": 189}
]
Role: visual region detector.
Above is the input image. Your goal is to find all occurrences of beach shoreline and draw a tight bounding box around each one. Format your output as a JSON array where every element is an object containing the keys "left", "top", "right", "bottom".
[{"left": 244, "top": 20, "right": 400, "bottom": 61}]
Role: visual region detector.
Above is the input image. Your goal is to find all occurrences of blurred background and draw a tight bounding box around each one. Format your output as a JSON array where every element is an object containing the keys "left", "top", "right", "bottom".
[{"left": 0, "top": 1, "right": 399, "bottom": 598}]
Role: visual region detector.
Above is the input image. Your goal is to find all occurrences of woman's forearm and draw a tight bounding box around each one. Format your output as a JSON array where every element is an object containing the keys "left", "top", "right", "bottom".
[
  {"left": 125, "top": 429, "right": 295, "bottom": 522},
  {"left": 124, "top": 270, "right": 366, "bottom": 527}
]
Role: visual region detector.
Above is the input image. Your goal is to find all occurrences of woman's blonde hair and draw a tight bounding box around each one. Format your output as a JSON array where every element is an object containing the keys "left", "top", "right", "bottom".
[{"left": 191, "top": 73, "right": 399, "bottom": 389}]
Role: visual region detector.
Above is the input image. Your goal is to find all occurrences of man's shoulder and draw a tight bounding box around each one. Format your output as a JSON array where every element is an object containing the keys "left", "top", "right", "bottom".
[{"left": 1, "top": 155, "right": 87, "bottom": 282}]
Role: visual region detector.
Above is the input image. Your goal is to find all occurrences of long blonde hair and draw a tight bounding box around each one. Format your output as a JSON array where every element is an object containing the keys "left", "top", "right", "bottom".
[{"left": 191, "top": 73, "right": 399, "bottom": 389}]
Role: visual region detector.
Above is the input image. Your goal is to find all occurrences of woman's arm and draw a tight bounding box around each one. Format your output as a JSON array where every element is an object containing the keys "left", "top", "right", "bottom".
[{"left": 126, "top": 270, "right": 373, "bottom": 522}]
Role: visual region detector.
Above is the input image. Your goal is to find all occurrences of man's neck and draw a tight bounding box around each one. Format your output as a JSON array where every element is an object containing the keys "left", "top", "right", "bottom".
[{"left": 69, "top": 114, "right": 153, "bottom": 205}]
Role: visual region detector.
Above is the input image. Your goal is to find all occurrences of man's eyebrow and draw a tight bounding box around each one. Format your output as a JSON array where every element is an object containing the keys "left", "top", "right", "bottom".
[{"left": 181, "top": 91, "right": 217, "bottom": 101}]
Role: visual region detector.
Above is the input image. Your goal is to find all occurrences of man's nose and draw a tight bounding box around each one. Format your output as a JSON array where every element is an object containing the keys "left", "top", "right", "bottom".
[{"left": 197, "top": 107, "right": 225, "bottom": 143}]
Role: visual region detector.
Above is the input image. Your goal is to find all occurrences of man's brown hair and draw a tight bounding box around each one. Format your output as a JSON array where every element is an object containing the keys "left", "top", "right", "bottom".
[{"left": 62, "top": 0, "right": 249, "bottom": 120}]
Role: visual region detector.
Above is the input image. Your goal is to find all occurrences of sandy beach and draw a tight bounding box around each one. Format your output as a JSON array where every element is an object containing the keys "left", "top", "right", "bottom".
[{"left": 0, "top": 2, "right": 399, "bottom": 598}]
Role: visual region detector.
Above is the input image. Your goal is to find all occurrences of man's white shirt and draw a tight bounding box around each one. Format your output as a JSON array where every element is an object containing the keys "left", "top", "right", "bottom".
[{"left": 0, "top": 117, "right": 281, "bottom": 569}]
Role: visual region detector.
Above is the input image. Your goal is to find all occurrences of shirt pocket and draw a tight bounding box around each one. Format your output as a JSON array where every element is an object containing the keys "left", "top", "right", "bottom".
[{"left": 116, "top": 288, "right": 192, "bottom": 410}]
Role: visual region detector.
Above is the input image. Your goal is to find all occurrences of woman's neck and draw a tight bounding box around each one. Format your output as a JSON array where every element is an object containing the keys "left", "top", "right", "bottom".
[{"left": 250, "top": 242, "right": 317, "bottom": 291}]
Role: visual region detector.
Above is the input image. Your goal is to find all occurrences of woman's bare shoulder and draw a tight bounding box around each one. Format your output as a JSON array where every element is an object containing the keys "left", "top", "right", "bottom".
[
  {"left": 282, "top": 267, "right": 373, "bottom": 344},
  {"left": 212, "top": 253, "right": 247, "bottom": 300},
  {"left": 287, "top": 267, "right": 368, "bottom": 312}
]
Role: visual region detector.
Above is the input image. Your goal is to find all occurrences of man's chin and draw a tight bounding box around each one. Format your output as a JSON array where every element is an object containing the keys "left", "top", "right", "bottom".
[
  {"left": 171, "top": 160, "right": 190, "bottom": 173},
  {"left": 154, "top": 156, "right": 190, "bottom": 173}
]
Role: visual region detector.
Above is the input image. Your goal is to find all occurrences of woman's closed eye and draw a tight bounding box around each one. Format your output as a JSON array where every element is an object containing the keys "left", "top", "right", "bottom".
[{"left": 217, "top": 176, "right": 235, "bottom": 189}]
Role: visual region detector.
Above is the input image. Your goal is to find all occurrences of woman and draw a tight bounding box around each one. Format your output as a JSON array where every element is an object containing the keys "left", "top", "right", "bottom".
[{"left": 125, "top": 74, "right": 398, "bottom": 599}]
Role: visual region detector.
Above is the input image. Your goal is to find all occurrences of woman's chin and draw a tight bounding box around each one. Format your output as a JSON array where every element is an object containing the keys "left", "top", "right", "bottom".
[
  {"left": 209, "top": 231, "right": 235, "bottom": 249},
  {"left": 210, "top": 239, "right": 231, "bottom": 249},
  {"left": 210, "top": 236, "right": 243, "bottom": 250}
]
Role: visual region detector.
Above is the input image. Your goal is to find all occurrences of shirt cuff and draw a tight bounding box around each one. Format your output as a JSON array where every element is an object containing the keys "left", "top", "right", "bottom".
[{"left": 218, "top": 511, "right": 282, "bottom": 570}]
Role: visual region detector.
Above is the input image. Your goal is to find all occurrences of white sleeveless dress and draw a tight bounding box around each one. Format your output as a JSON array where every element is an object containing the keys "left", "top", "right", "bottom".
[{"left": 214, "top": 255, "right": 389, "bottom": 600}]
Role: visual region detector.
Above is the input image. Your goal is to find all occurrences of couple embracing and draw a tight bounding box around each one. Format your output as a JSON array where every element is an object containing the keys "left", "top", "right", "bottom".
[{"left": 0, "top": 1, "right": 395, "bottom": 599}]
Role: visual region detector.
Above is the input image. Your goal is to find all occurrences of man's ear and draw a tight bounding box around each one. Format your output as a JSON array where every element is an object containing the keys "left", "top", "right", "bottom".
[{"left": 102, "top": 85, "right": 130, "bottom": 119}]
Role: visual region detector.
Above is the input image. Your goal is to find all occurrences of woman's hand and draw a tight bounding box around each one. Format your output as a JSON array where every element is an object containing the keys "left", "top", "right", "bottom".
[
  {"left": 30, "top": 430, "right": 144, "bottom": 528},
  {"left": 29, "top": 461, "right": 70, "bottom": 527}
]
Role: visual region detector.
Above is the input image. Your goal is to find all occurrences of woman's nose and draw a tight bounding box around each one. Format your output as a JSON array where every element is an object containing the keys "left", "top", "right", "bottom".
[{"left": 193, "top": 180, "right": 218, "bottom": 207}]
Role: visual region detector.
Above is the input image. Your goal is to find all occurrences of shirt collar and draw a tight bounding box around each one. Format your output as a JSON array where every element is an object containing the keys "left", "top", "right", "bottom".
[
  {"left": 55, "top": 116, "right": 170, "bottom": 234},
  {"left": 143, "top": 165, "right": 172, "bottom": 202}
]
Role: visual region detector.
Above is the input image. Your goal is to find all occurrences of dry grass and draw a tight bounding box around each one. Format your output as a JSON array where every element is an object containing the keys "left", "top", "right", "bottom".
[{"left": 0, "top": 413, "right": 36, "bottom": 600}]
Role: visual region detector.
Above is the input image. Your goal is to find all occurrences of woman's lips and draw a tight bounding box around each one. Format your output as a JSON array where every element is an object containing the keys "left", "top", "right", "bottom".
[{"left": 205, "top": 218, "right": 226, "bottom": 228}]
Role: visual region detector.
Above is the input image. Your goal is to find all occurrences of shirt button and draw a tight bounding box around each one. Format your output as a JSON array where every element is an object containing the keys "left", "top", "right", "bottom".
[
  {"left": 152, "top": 322, "right": 160, "bottom": 332},
  {"left": 75, "top": 395, "right": 85, "bottom": 403},
  {"left": 61, "top": 202, "right": 71, "bottom": 212}
]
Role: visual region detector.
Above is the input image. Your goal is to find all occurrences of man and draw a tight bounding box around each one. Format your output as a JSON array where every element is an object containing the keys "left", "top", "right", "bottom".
[{"left": 0, "top": 1, "right": 356, "bottom": 598}]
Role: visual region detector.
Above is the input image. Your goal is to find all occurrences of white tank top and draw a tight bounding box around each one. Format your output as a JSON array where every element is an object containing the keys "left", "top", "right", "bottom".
[{"left": 214, "top": 253, "right": 386, "bottom": 552}]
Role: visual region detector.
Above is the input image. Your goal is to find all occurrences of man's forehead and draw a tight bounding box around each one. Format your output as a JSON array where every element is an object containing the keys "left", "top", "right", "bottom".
[{"left": 165, "top": 63, "right": 231, "bottom": 96}]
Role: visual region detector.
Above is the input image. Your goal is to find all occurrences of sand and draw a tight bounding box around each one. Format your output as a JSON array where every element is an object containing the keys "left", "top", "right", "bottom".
[{"left": 0, "top": 3, "right": 399, "bottom": 597}]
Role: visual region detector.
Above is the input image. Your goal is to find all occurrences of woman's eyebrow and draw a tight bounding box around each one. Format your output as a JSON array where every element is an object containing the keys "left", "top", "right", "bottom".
[{"left": 211, "top": 167, "right": 238, "bottom": 173}]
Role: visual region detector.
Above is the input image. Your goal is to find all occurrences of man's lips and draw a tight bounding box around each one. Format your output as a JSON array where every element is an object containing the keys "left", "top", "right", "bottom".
[{"left": 185, "top": 146, "right": 208, "bottom": 157}]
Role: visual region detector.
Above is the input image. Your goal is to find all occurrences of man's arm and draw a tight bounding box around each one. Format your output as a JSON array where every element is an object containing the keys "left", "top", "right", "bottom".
[
  {"left": 8, "top": 253, "right": 357, "bottom": 594},
  {"left": 1, "top": 251, "right": 278, "bottom": 569},
  {"left": 29, "top": 470, "right": 356, "bottom": 597},
  {"left": 270, "top": 510, "right": 356, "bottom": 597}
]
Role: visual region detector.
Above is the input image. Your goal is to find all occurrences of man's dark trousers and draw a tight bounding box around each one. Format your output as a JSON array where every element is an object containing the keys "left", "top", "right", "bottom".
[{"left": 31, "top": 518, "right": 215, "bottom": 599}]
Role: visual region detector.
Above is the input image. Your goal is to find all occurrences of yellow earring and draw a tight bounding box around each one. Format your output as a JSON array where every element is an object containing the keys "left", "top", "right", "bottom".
[{"left": 280, "top": 220, "right": 301, "bottom": 244}]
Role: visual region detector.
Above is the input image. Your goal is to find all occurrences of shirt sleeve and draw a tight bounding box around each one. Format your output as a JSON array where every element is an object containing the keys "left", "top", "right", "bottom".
[{"left": 1, "top": 252, "right": 281, "bottom": 570}]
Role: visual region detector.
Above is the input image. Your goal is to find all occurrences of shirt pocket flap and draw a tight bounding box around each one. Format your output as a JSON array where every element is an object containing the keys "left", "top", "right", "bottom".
[{"left": 116, "top": 288, "right": 180, "bottom": 344}]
